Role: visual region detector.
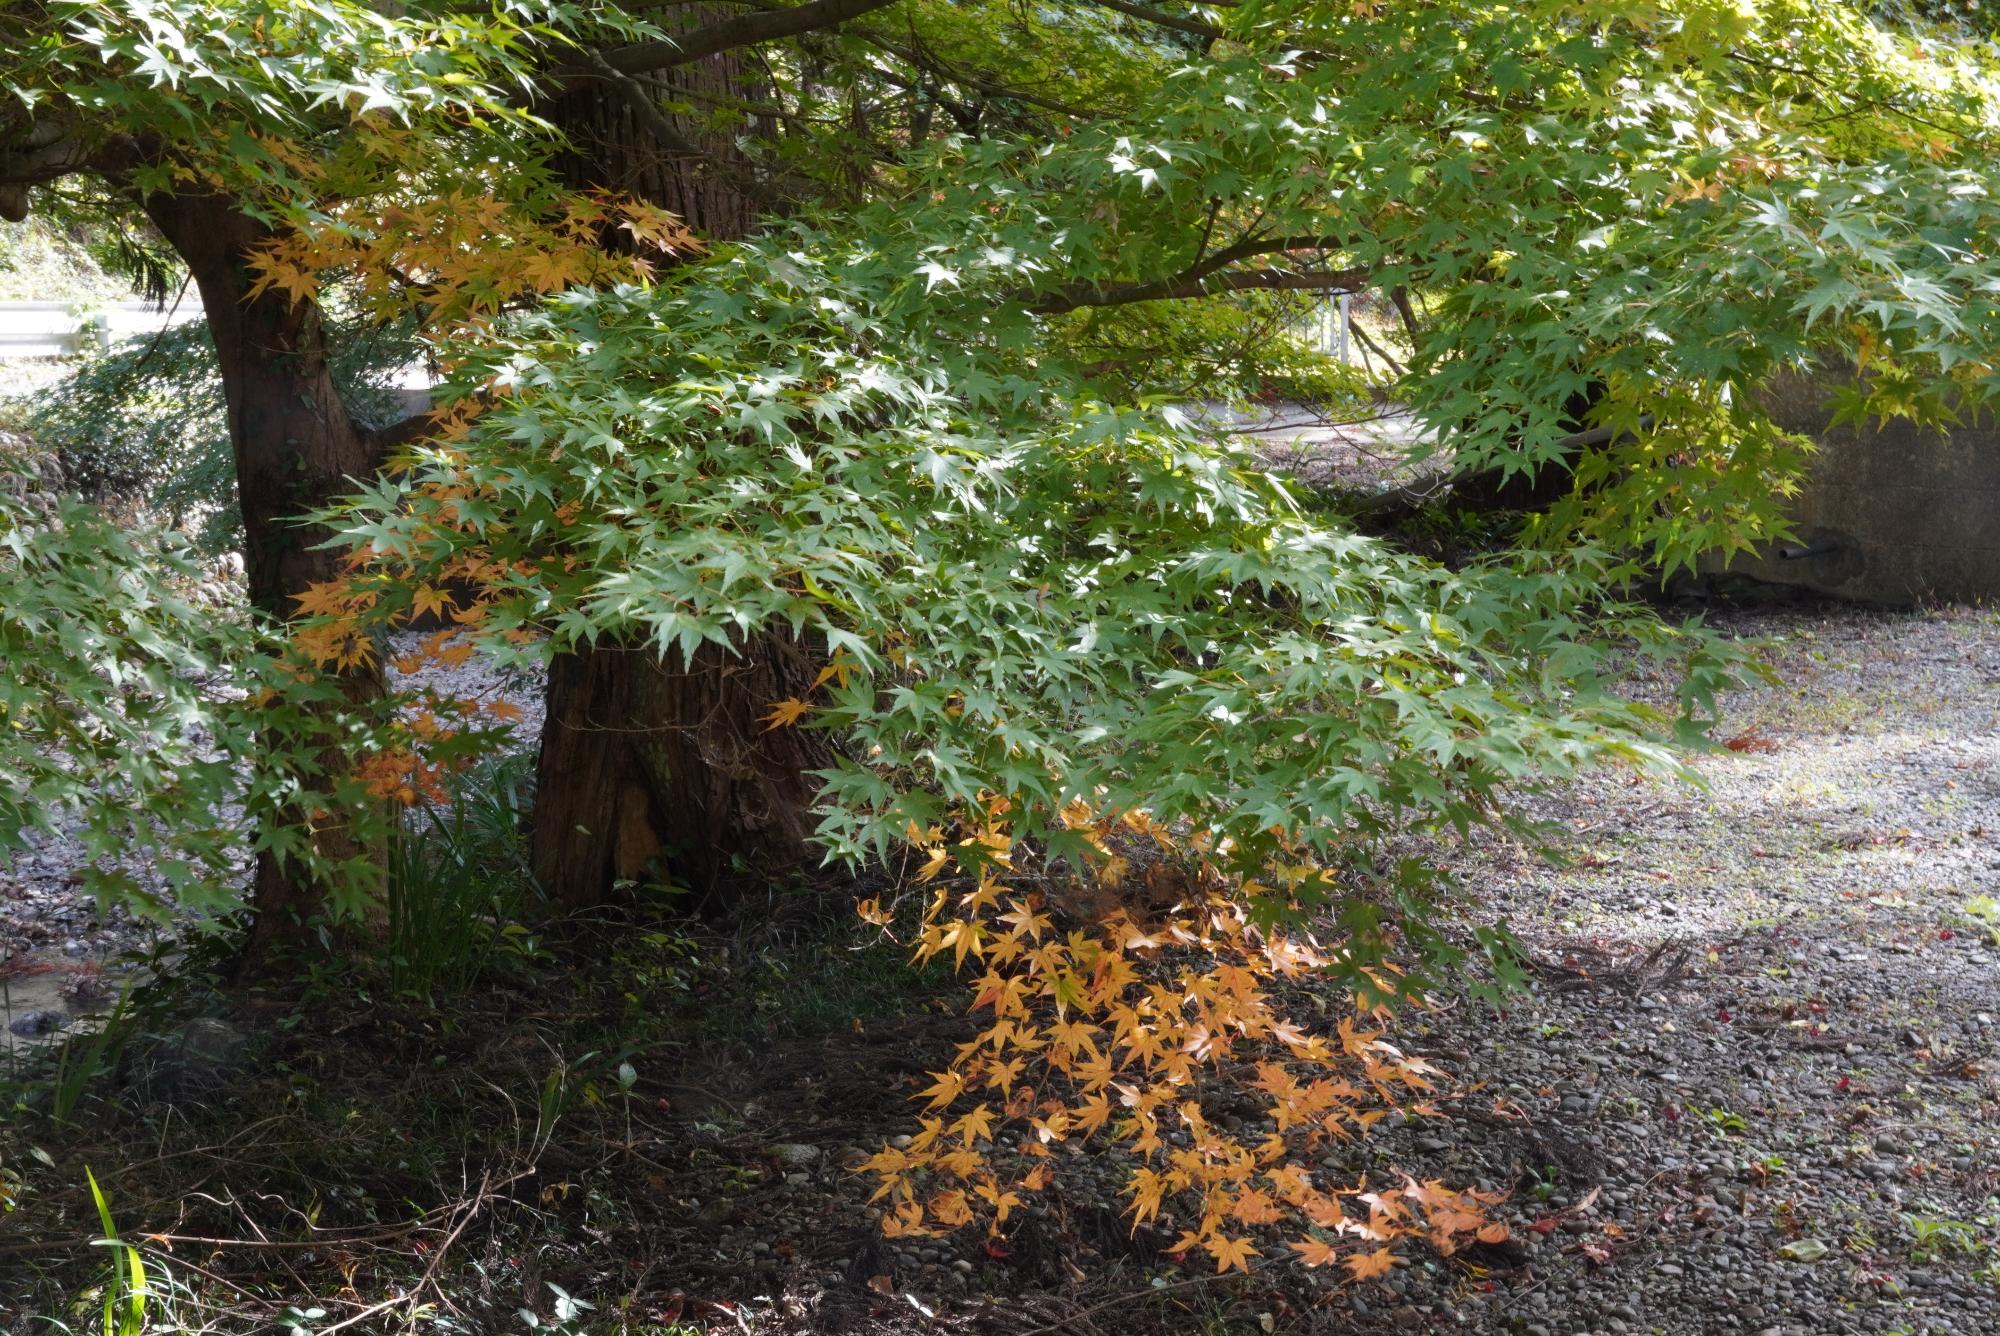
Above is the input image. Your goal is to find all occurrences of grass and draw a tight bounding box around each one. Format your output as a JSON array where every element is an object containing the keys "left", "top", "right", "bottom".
[
  {"left": 85, "top": 1167, "right": 148, "bottom": 1336},
  {"left": 48, "top": 983, "right": 134, "bottom": 1126},
  {"left": 383, "top": 748, "right": 542, "bottom": 999}
]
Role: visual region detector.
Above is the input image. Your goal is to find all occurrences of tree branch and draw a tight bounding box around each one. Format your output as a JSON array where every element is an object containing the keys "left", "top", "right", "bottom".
[
  {"left": 1083, "top": 0, "right": 1222, "bottom": 40},
  {"left": 599, "top": 0, "right": 903, "bottom": 76},
  {"left": 855, "top": 32, "right": 1106, "bottom": 119},
  {"left": 577, "top": 49, "right": 706, "bottom": 159},
  {"left": 1171, "top": 232, "right": 1344, "bottom": 285},
  {"left": 1035, "top": 264, "right": 1369, "bottom": 314},
  {"left": 1033, "top": 234, "right": 1352, "bottom": 314}
]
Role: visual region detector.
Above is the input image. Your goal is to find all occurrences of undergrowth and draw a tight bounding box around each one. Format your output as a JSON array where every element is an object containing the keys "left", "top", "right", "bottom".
[{"left": 0, "top": 888, "right": 956, "bottom": 1334}]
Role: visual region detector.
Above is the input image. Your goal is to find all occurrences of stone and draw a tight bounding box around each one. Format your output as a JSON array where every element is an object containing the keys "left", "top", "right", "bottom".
[
  {"left": 132, "top": 1017, "right": 249, "bottom": 1099},
  {"left": 6, "top": 1009, "right": 66, "bottom": 1037}
]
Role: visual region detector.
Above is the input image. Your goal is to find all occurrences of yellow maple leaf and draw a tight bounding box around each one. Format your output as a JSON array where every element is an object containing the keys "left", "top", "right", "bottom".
[
  {"left": 812, "top": 651, "right": 858, "bottom": 690},
  {"left": 245, "top": 252, "right": 321, "bottom": 307},
  {"left": 1072, "top": 1092, "right": 1114, "bottom": 1135},
  {"left": 953, "top": 1103, "right": 996, "bottom": 1144},
  {"left": 1126, "top": 1167, "right": 1165, "bottom": 1225},
  {"left": 918, "top": 1069, "right": 964, "bottom": 1111},
  {"left": 292, "top": 580, "right": 355, "bottom": 618},
  {"left": 915, "top": 846, "right": 951, "bottom": 882},
  {"left": 1204, "top": 1233, "right": 1258, "bottom": 1273},
  {"left": 1228, "top": 1187, "right": 1282, "bottom": 1226},
  {"left": 971, "top": 1179, "right": 1021, "bottom": 1224},
  {"left": 935, "top": 1144, "right": 983, "bottom": 1178},
  {"left": 928, "top": 1189, "right": 974, "bottom": 1229},
  {"left": 938, "top": 918, "right": 986, "bottom": 968},
  {"left": 880, "top": 1199, "right": 930, "bottom": 1238},
  {"left": 761, "top": 697, "right": 812, "bottom": 731},
  {"left": 411, "top": 584, "right": 456, "bottom": 621},
  {"left": 519, "top": 247, "right": 583, "bottom": 294}
]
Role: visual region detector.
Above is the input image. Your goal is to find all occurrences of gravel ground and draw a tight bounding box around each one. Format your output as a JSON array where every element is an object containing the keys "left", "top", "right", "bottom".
[
  {"left": 1209, "top": 400, "right": 1444, "bottom": 492},
  {"left": 1369, "top": 600, "right": 2000, "bottom": 1336}
]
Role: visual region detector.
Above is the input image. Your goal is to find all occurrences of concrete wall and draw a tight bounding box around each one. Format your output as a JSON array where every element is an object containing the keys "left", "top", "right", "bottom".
[{"left": 1698, "top": 375, "right": 2000, "bottom": 605}]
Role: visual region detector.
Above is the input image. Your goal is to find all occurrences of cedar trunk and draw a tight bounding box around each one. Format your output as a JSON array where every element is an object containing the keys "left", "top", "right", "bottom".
[
  {"left": 532, "top": 637, "right": 828, "bottom": 904},
  {"left": 145, "top": 190, "right": 388, "bottom": 966},
  {"left": 532, "top": 30, "right": 826, "bottom": 909}
]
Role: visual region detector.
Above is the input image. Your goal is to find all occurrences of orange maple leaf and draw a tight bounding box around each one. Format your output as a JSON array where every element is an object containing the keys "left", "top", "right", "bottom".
[
  {"left": 1345, "top": 1246, "right": 1396, "bottom": 1281},
  {"left": 1291, "top": 1236, "right": 1340, "bottom": 1267}
]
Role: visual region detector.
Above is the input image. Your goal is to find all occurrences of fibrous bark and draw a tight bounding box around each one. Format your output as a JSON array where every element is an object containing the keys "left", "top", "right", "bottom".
[
  {"left": 532, "top": 18, "right": 829, "bottom": 910},
  {"left": 144, "top": 188, "right": 390, "bottom": 966}
]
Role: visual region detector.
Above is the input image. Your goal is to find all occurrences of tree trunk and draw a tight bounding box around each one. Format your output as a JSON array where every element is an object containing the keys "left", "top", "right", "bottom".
[
  {"left": 144, "top": 189, "right": 388, "bottom": 966},
  {"left": 531, "top": 29, "right": 826, "bottom": 910},
  {"left": 531, "top": 636, "right": 829, "bottom": 907}
]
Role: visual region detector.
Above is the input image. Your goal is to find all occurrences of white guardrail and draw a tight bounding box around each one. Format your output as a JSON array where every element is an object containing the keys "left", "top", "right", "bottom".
[{"left": 0, "top": 299, "right": 201, "bottom": 359}]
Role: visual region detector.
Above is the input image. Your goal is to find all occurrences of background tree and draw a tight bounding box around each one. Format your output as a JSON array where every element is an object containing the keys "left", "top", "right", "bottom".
[{"left": 0, "top": 0, "right": 686, "bottom": 959}]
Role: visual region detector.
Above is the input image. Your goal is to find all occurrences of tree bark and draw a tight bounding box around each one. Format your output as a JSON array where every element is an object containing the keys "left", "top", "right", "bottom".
[
  {"left": 531, "top": 636, "right": 829, "bottom": 907},
  {"left": 144, "top": 188, "right": 389, "bottom": 966},
  {"left": 532, "top": 23, "right": 829, "bottom": 911}
]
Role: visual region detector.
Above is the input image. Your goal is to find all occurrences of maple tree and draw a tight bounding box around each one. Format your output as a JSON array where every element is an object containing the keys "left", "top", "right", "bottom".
[
  {"left": 11, "top": 0, "right": 2000, "bottom": 1279},
  {"left": 318, "top": 0, "right": 2000, "bottom": 1263}
]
